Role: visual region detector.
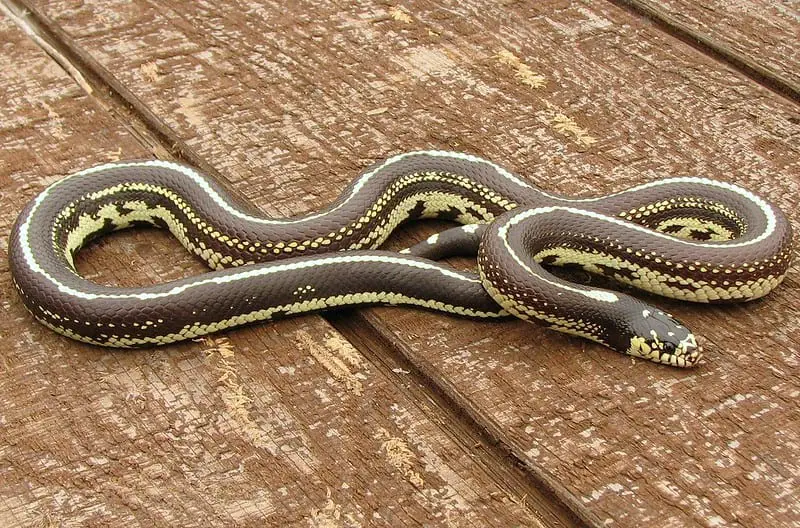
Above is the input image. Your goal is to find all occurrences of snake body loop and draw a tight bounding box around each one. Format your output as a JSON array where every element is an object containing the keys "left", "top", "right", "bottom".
[{"left": 9, "top": 151, "right": 792, "bottom": 367}]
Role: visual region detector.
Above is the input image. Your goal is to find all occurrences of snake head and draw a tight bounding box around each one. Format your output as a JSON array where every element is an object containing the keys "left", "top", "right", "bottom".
[{"left": 625, "top": 309, "right": 703, "bottom": 368}]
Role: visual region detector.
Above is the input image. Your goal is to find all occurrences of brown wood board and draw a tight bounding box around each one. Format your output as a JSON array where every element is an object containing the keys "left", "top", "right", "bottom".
[
  {"left": 7, "top": 0, "right": 800, "bottom": 526},
  {"left": 617, "top": 0, "right": 800, "bottom": 99},
  {"left": 0, "top": 12, "right": 550, "bottom": 528}
]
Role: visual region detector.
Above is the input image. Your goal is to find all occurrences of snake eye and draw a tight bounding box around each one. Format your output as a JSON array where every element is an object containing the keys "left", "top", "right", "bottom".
[{"left": 662, "top": 341, "right": 676, "bottom": 354}]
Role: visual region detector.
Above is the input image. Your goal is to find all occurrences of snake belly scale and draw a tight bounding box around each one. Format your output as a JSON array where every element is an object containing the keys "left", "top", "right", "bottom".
[{"left": 9, "top": 151, "right": 793, "bottom": 367}]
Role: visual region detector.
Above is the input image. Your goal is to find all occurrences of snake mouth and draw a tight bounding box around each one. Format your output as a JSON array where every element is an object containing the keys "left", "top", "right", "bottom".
[
  {"left": 626, "top": 331, "right": 703, "bottom": 368},
  {"left": 674, "top": 343, "right": 703, "bottom": 368},
  {"left": 672, "top": 332, "right": 703, "bottom": 368}
]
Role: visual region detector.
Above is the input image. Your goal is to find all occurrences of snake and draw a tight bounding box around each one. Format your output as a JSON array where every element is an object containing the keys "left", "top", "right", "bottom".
[{"left": 8, "top": 150, "right": 793, "bottom": 367}]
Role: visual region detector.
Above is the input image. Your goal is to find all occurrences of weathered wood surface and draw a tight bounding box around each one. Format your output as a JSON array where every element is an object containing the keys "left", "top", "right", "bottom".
[
  {"left": 0, "top": 13, "right": 551, "bottom": 528},
  {"left": 4, "top": 0, "right": 800, "bottom": 526},
  {"left": 624, "top": 0, "right": 800, "bottom": 93}
]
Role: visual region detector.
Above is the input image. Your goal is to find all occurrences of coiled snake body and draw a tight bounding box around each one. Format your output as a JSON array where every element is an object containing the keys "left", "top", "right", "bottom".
[{"left": 9, "top": 151, "right": 793, "bottom": 367}]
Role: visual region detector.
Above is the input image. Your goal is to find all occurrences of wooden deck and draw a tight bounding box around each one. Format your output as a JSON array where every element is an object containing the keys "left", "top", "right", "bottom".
[{"left": 0, "top": 1, "right": 797, "bottom": 526}]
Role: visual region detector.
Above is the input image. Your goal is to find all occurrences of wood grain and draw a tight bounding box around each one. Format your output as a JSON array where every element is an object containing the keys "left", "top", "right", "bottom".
[
  {"left": 8, "top": 0, "right": 800, "bottom": 526},
  {"left": 0, "top": 12, "right": 543, "bottom": 528}
]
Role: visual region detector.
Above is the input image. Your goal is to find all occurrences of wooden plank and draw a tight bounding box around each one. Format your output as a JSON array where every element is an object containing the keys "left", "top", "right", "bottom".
[
  {"left": 12, "top": 0, "right": 800, "bottom": 526},
  {"left": 0, "top": 12, "right": 546, "bottom": 528},
  {"left": 609, "top": 0, "right": 800, "bottom": 102}
]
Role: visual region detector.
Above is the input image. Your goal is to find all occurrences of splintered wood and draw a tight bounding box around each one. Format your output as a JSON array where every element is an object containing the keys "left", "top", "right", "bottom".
[{"left": 1, "top": 0, "right": 799, "bottom": 527}]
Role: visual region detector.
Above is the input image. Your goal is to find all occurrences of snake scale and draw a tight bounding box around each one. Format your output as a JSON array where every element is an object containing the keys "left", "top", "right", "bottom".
[{"left": 9, "top": 151, "right": 793, "bottom": 367}]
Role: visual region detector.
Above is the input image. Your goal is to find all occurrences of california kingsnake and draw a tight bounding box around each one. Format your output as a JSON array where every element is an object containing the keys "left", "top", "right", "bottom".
[{"left": 8, "top": 151, "right": 793, "bottom": 367}]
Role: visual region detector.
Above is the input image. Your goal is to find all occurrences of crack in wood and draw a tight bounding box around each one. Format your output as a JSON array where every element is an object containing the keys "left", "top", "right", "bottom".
[{"left": 605, "top": 0, "right": 800, "bottom": 105}]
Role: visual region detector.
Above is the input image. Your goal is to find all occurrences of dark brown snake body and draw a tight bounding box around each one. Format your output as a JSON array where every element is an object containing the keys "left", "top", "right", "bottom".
[{"left": 8, "top": 151, "right": 793, "bottom": 367}]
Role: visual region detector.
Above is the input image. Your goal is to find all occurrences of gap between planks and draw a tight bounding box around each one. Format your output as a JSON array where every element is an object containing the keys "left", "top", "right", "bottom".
[
  {"left": 0, "top": 0, "right": 591, "bottom": 526},
  {"left": 329, "top": 311, "right": 596, "bottom": 528},
  {"left": 605, "top": 0, "right": 800, "bottom": 105}
]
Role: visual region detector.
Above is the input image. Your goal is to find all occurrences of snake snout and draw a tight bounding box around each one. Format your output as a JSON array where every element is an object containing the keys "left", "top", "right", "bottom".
[{"left": 626, "top": 309, "right": 703, "bottom": 368}]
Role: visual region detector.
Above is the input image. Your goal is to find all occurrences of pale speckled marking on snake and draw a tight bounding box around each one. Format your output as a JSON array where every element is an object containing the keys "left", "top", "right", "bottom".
[{"left": 8, "top": 150, "right": 793, "bottom": 367}]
